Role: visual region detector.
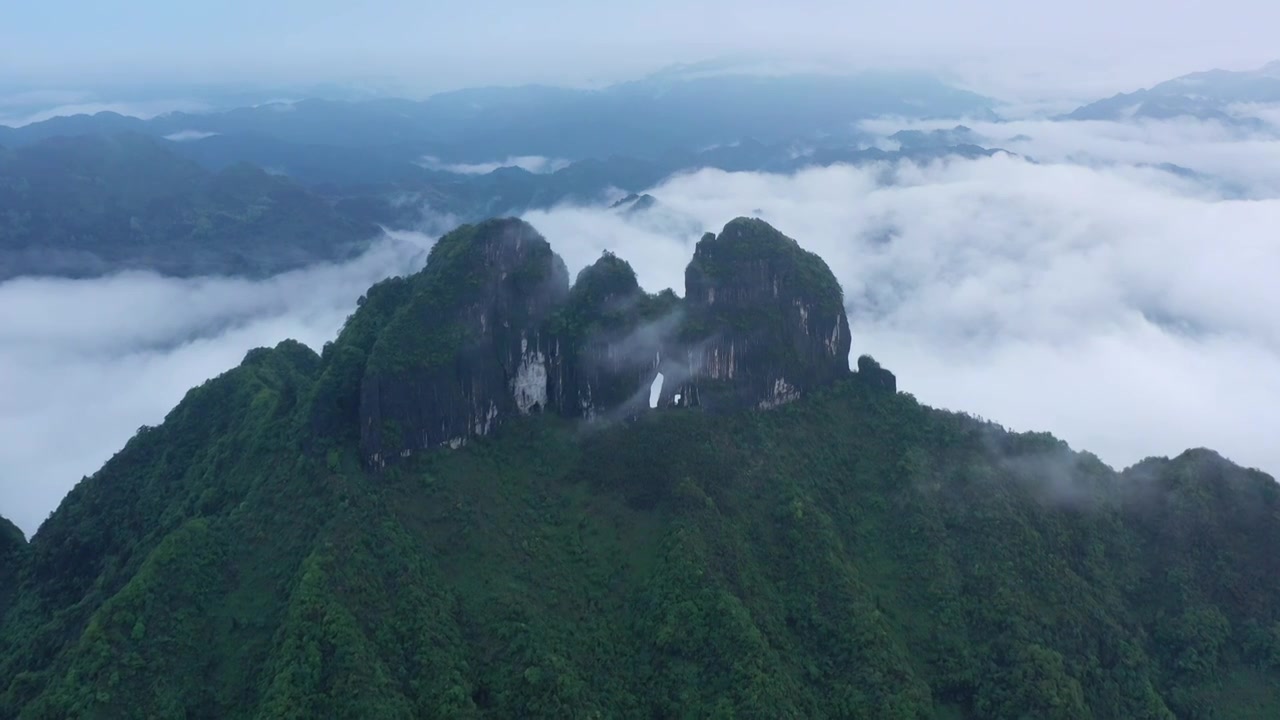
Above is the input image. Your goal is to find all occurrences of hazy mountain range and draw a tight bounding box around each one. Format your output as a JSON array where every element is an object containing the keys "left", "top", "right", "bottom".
[
  {"left": 0, "top": 65, "right": 1007, "bottom": 279},
  {"left": 9, "top": 59, "right": 1278, "bottom": 281},
  {"left": 1065, "top": 60, "right": 1280, "bottom": 126},
  {"left": 0, "top": 68, "right": 995, "bottom": 160}
]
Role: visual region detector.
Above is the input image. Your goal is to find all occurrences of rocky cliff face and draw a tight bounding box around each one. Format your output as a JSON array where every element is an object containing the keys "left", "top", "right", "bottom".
[
  {"left": 359, "top": 219, "right": 570, "bottom": 466},
  {"left": 670, "top": 218, "right": 851, "bottom": 410},
  {"left": 356, "top": 216, "right": 872, "bottom": 467}
]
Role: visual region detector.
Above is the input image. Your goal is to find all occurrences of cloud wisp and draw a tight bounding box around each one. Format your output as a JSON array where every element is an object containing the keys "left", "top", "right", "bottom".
[{"left": 418, "top": 154, "right": 571, "bottom": 176}]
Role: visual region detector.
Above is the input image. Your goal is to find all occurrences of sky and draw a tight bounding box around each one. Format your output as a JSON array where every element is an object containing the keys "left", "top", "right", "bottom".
[{"left": 2, "top": 1, "right": 1279, "bottom": 101}]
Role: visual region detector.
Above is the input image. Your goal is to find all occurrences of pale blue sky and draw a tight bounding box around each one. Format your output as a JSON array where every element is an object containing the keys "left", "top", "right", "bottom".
[{"left": 2, "top": 1, "right": 1278, "bottom": 98}]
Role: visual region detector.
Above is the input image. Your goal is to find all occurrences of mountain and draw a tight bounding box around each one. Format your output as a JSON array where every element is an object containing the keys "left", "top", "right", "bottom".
[
  {"left": 1, "top": 70, "right": 994, "bottom": 163},
  {"left": 0, "top": 69, "right": 1002, "bottom": 282},
  {"left": 0, "top": 111, "right": 148, "bottom": 146},
  {"left": 2, "top": 216, "right": 1279, "bottom": 719},
  {"left": 0, "top": 133, "right": 378, "bottom": 279},
  {"left": 0, "top": 129, "right": 1003, "bottom": 281},
  {"left": 1066, "top": 60, "right": 1280, "bottom": 126},
  {"left": 163, "top": 132, "right": 437, "bottom": 187}
]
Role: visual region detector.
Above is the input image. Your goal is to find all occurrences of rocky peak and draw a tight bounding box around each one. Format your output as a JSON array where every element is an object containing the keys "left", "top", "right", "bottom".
[
  {"left": 359, "top": 218, "right": 570, "bottom": 465},
  {"left": 609, "top": 193, "right": 658, "bottom": 214},
  {"left": 674, "top": 217, "right": 851, "bottom": 409},
  {"left": 354, "top": 216, "right": 870, "bottom": 467},
  {"left": 556, "top": 253, "right": 681, "bottom": 419},
  {"left": 561, "top": 251, "right": 645, "bottom": 327}
]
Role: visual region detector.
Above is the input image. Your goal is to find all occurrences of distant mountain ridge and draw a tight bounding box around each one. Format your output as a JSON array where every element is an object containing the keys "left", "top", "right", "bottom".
[
  {"left": 0, "top": 67, "right": 1005, "bottom": 281},
  {"left": 1065, "top": 60, "right": 1280, "bottom": 126},
  {"left": 0, "top": 70, "right": 995, "bottom": 162},
  {"left": 0, "top": 130, "right": 1004, "bottom": 280},
  {"left": 356, "top": 217, "right": 855, "bottom": 466}
]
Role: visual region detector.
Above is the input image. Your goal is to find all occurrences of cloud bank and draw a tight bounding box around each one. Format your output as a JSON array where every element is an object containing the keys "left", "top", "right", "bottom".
[
  {"left": 0, "top": 231, "right": 432, "bottom": 537},
  {"left": 419, "top": 154, "right": 571, "bottom": 176},
  {"left": 524, "top": 147, "right": 1280, "bottom": 485},
  {"left": 163, "top": 129, "right": 220, "bottom": 142}
]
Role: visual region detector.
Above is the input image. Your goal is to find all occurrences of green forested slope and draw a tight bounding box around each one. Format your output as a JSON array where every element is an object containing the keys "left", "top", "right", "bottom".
[{"left": 3, "top": 223, "right": 1279, "bottom": 719}]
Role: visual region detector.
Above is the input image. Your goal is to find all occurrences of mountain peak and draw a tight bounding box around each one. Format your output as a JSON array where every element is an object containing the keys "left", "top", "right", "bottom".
[
  {"left": 569, "top": 251, "right": 643, "bottom": 310},
  {"left": 680, "top": 217, "right": 850, "bottom": 409},
  {"left": 353, "top": 218, "right": 862, "bottom": 466},
  {"left": 609, "top": 193, "right": 658, "bottom": 213},
  {"left": 358, "top": 218, "right": 570, "bottom": 461},
  {"left": 688, "top": 217, "right": 845, "bottom": 313}
]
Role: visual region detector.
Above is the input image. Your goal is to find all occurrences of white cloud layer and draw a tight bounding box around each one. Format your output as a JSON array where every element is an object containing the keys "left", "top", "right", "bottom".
[
  {"left": 525, "top": 151, "right": 1280, "bottom": 486},
  {"left": 419, "top": 155, "right": 571, "bottom": 176},
  {"left": 0, "top": 231, "right": 432, "bottom": 537}
]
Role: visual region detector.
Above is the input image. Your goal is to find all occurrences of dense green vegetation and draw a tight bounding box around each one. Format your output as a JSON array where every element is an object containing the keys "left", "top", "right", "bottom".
[
  {"left": 3, "top": 352, "right": 1279, "bottom": 716},
  {"left": 0, "top": 134, "right": 377, "bottom": 279},
  {"left": 550, "top": 251, "right": 680, "bottom": 341},
  {"left": 3, "top": 221, "right": 1279, "bottom": 718},
  {"left": 363, "top": 218, "right": 568, "bottom": 377}
]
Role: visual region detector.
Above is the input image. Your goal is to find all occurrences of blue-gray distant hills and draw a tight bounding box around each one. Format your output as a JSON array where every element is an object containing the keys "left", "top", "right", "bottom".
[
  {"left": 1064, "top": 60, "right": 1280, "bottom": 127},
  {"left": 0, "top": 67, "right": 995, "bottom": 161},
  {"left": 0, "top": 67, "right": 1004, "bottom": 280}
]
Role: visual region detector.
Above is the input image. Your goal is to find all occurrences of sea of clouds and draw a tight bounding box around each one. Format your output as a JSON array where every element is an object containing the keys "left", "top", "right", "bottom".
[{"left": 3, "top": 115, "right": 1279, "bottom": 536}]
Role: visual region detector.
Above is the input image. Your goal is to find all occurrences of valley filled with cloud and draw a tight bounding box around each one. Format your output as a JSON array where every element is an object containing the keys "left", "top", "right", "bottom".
[
  {"left": 0, "top": 232, "right": 432, "bottom": 534},
  {"left": 2, "top": 114, "right": 1277, "bottom": 535}
]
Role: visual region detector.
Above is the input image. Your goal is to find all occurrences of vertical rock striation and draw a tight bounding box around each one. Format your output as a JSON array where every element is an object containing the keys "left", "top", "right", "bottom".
[
  {"left": 359, "top": 219, "right": 569, "bottom": 466},
  {"left": 672, "top": 217, "right": 851, "bottom": 410}
]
